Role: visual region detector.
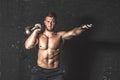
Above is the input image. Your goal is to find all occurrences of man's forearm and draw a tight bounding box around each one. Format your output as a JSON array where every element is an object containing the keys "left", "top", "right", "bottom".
[
  {"left": 62, "top": 26, "right": 85, "bottom": 40},
  {"left": 25, "top": 30, "right": 39, "bottom": 49},
  {"left": 71, "top": 26, "right": 85, "bottom": 37},
  {"left": 74, "top": 24, "right": 92, "bottom": 35}
]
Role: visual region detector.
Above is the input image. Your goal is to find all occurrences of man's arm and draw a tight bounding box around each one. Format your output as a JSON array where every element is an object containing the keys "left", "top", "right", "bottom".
[
  {"left": 24, "top": 29, "right": 39, "bottom": 49},
  {"left": 24, "top": 24, "right": 42, "bottom": 49},
  {"left": 62, "top": 24, "right": 92, "bottom": 40}
]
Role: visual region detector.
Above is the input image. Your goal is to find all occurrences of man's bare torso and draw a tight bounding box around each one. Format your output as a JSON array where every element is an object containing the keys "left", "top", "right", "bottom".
[
  {"left": 24, "top": 15, "right": 92, "bottom": 70},
  {"left": 37, "top": 32, "right": 64, "bottom": 69}
]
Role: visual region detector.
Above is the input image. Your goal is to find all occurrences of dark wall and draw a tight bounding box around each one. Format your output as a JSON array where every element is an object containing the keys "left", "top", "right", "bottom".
[{"left": 1, "top": 0, "right": 120, "bottom": 80}]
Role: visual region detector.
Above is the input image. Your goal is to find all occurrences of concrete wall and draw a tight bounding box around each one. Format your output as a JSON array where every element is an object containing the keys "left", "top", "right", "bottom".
[{"left": 1, "top": 0, "right": 120, "bottom": 80}]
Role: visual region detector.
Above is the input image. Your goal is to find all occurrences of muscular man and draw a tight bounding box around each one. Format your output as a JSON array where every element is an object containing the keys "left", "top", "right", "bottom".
[{"left": 25, "top": 12, "right": 92, "bottom": 80}]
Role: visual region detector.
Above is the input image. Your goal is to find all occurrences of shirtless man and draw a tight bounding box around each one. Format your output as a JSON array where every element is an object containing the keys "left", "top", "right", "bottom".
[{"left": 25, "top": 12, "right": 92, "bottom": 80}]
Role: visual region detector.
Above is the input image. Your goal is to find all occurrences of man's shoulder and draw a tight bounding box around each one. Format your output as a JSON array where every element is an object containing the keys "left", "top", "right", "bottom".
[
  {"left": 57, "top": 31, "right": 66, "bottom": 36},
  {"left": 38, "top": 33, "right": 45, "bottom": 38}
]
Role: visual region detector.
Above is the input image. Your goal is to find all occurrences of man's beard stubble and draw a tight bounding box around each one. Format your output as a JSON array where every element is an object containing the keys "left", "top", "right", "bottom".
[{"left": 46, "top": 26, "right": 54, "bottom": 32}]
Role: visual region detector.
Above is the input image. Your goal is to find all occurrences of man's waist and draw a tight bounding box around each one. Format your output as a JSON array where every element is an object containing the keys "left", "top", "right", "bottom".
[
  {"left": 32, "top": 65, "right": 60, "bottom": 73},
  {"left": 37, "top": 59, "right": 59, "bottom": 69},
  {"left": 37, "top": 63, "right": 59, "bottom": 69}
]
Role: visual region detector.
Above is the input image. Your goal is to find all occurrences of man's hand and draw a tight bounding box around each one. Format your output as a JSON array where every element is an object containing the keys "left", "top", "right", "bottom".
[
  {"left": 31, "top": 23, "right": 42, "bottom": 33},
  {"left": 25, "top": 23, "right": 42, "bottom": 35},
  {"left": 31, "top": 24, "right": 42, "bottom": 31},
  {"left": 81, "top": 24, "right": 93, "bottom": 30}
]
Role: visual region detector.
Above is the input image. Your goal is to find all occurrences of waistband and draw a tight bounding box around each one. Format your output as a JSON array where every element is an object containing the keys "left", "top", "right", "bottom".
[{"left": 33, "top": 65, "right": 61, "bottom": 73}]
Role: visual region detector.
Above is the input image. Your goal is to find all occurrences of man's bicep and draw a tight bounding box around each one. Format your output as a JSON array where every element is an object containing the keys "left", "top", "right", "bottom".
[{"left": 62, "top": 31, "right": 74, "bottom": 40}]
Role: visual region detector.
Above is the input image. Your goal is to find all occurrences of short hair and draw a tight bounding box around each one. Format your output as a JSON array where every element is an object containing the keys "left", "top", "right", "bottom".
[{"left": 45, "top": 12, "right": 57, "bottom": 21}]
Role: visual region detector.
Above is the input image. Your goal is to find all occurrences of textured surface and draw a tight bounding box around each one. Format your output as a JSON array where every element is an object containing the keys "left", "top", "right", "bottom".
[{"left": 1, "top": 0, "right": 120, "bottom": 80}]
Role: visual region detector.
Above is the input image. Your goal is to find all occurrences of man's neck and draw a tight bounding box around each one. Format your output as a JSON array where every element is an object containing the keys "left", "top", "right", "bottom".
[{"left": 44, "top": 29, "right": 55, "bottom": 37}]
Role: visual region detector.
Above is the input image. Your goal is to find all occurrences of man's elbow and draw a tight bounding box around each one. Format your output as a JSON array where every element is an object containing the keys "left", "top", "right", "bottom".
[
  {"left": 24, "top": 43, "right": 33, "bottom": 49},
  {"left": 25, "top": 45, "right": 31, "bottom": 49}
]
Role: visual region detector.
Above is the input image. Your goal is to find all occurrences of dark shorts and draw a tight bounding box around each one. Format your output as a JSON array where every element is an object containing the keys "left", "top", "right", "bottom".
[{"left": 30, "top": 65, "right": 65, "bottom": 80}]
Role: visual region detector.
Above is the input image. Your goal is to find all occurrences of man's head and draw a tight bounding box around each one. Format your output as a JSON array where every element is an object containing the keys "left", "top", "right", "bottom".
[{"left": 44, "top": 12, "right": 57, "bottom": 31}]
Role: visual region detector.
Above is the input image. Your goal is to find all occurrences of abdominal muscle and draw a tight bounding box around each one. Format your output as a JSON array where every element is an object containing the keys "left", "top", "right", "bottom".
[{"left": 37, "top": 48, "right": 60, "bottom": 69}]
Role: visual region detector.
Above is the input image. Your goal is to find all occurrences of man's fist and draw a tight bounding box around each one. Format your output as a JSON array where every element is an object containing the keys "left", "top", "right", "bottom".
[
  {"left": 31, "top": 23, "right": 42, "bottom": 31},
  {"left": 81, "top": 24, "right": 93, "bottom": 29}
]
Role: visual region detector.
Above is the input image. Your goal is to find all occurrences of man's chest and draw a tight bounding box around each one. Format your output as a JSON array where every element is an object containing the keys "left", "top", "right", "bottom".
[{"left": 38, "top": 34, "right": 63, "bottom": 49}]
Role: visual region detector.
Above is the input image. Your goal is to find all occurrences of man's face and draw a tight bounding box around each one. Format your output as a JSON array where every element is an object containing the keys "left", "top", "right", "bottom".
[{"left": 44, "top": 16, "right": 56, "bottom": 31}]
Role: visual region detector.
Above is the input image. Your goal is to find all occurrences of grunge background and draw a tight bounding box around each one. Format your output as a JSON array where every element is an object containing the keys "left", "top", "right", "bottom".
[{"left": 1, "top": 0, "right": 120, "bottom": 80}]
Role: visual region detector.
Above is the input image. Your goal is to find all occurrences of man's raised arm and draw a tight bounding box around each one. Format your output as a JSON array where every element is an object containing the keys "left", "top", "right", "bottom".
[
  {"left": 24, "top": 24, "right": 42, "bottom": 49},
  {"left": 62, "top": 24, "right": 92, "bottom": 40}
]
